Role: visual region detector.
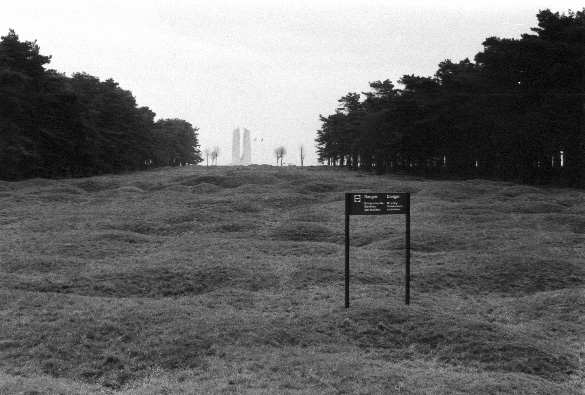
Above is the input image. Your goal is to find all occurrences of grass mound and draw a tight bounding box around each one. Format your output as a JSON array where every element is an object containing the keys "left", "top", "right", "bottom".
[
  {"left": 73, "top": 179, "right": 120, "bottom": 192},
  {"left": 0, "top": 256, "right": 86, "bottom": 274},
  {"left": 295, "top": 181, "right": 340, "bottom": 194},
  {"left": 418, "top": 257, "right": 584, "bottom": 295},
  {"left": 545, "top": 213, "right": 585, "bottom": 233},
  {"left": 94, "top": 231, "right": 153, "bottom": 244},
  {"left": 190, "top": 182, "right": 221, "bottom": 193},
  {"left": 110, "top": 220, "right": 197, "bottom": 236},
  {"left": 35, "top": 193, "right": 87, "bottom": 203},
  {"left": 290, "top": 263, "right": 394, "bottom": 288},
  {"left": 178, "top": 172, "right": 280, "bottom": 188},
  {"left": 288, "top": 207, "right": 331, "bottom": 222},
  {"left": 260, "top": 192, "right": 317, "bottom": 208},
  {"left": 42, "top": 185, "right": 87, "bottom": 195},
  {"left": 499, "top": 185, "right": 546, "bottom": 197},
  {"left": 159, "top": 184, "right": 190, "bottom": 193},
  {"left": 418, "top": 182, "right": 488, "bottom": 202},
  {"left": 212, "top": 220, "right": 258, "bottom": 233},
  {"left": 272, "top": 221, "right": 337, "bottom": 242},
  {"left": 410, "top": 229, "right": 472, "bottom": 252},
  {"left": 1, "top": 297, "right": 214, "bottom": 389},
  {"left": 232, "top": 201, "right": 262, "bottom": 213},
  {"left": 7, "top": 266, "right": 278, "bottom": 297},
  {"left": 2, "top": 166, "right": 584, "bottom": 393},
  {"left": 113, "top": 186, "right": 145, "bottom": 194},
  {"left": 498, "top": 200, "right": 566, "bottom": 214},
  {"left": 499, "top": 289, "right": 585, "bottom": 338},
  {"left": 342, "top": 308, "right": 578, "bottom": 382},
  {"left": 268, "top": 242, "right": 339, "bottom": 256}
]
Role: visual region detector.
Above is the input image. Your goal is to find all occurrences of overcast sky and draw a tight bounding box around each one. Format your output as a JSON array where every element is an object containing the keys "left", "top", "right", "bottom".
[{"left": 2, "top": 1, "right": 583, "bottom": 165}]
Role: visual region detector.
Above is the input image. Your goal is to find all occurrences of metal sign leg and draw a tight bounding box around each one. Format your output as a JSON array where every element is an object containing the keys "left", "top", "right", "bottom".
[
  {"left": 405, "top": 197, "right": 411, "bottom": 305},
  {"left": 345, "top": 213, "right": 350, "bottom": 308}
]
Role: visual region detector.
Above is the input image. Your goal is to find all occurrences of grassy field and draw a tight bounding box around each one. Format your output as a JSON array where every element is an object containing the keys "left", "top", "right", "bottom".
[{"left": 0, "top": 165, "right": 583, "bottom": 394}]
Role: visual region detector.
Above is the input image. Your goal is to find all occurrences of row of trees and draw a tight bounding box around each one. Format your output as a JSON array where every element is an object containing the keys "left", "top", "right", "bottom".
[
  {"left": 315, "top": 9, "right": 585, "bottom": 186},
  {"left": 0, "top": 30, "right": 202, "bottom": 180}
]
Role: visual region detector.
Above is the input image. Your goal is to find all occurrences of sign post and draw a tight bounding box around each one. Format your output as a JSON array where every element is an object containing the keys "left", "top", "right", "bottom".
[{"left": 344, "top": 192, "right": 411, "bottom": 308}]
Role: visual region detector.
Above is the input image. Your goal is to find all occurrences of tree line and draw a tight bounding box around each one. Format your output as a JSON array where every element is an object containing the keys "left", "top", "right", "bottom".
[
  {"left": 315, "top": 9, "right": 585, "bottom": 187},
  {"left": 0, "top": 30, "right": 202, "bottom": 180}
]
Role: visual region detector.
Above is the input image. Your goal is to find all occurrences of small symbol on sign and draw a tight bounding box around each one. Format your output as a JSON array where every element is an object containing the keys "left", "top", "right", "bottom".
[{"left": 354, "top": 195, "right": 361, "bottom": 203}]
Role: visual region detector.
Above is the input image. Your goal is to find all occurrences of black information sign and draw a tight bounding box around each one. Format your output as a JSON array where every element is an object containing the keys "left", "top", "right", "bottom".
[
  {"left": 344, "top": 192, "right": 411, "bottom": 308},
  {"left": 346, "top": 193, "right": 409, "bottom": 215}
]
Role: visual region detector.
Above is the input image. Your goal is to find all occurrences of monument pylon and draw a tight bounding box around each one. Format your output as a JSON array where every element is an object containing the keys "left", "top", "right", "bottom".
[
  {"left": 231, "top": 127, "right": 252, "bottom": 165},
  {"left": 241, "top": 128, "right": 251, "bottom": 165},
  {"left": 231, "top": 128, "right": 241, "bottom": 165}
]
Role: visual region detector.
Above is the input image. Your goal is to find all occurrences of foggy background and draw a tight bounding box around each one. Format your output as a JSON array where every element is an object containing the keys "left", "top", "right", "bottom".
[{"left": 2, "top": 0, "right": 583, "bottom": 165}]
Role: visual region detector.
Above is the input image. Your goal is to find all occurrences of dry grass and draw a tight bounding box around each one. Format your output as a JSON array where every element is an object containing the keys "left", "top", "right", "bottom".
[{"left": 0, "top": 165, "right": 583, "bottom": 394}]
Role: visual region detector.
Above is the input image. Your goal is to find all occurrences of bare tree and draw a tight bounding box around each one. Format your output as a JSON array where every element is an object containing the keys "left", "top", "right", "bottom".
[
  {"left": 274, "top": 147, "right": 280, "bottom": 165},
  {"left": 204, "top": 148, "right": 211, "bottom": 167},
  {"left": 299, "top": 145, "right": 305, "bottom": 167},
  {"left": 274, "top": 146, "right": 286, "bottom": 166},
  {"left": 211, "top": 146, "right": 220, "bottom": 166}
]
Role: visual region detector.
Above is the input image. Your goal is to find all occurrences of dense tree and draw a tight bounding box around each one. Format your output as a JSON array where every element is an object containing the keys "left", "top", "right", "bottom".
[
  {"left": 315, "top": 9, "right": 585, "bottom": 187},
  {"left": 0, "top": 30, "right": 202, "bottom": 180}
]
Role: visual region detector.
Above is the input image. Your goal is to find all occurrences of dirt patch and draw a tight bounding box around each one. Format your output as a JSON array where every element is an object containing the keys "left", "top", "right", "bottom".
[{"left": 7, "top": 266, "right": 278, "bottom": 297}]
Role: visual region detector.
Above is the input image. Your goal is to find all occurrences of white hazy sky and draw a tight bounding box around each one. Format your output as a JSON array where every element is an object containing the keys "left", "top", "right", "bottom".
[{"left": 2, "top": 1, "right": 583, "bottom": 165}]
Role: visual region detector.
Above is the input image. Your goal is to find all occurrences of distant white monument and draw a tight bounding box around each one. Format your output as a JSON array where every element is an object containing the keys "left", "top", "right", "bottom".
[
  {"left": 231, "top": 127, "right": 252, "bottom": 165},
  {"left": 231, "top": 128, "right": 240, "bottom": 165}
]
